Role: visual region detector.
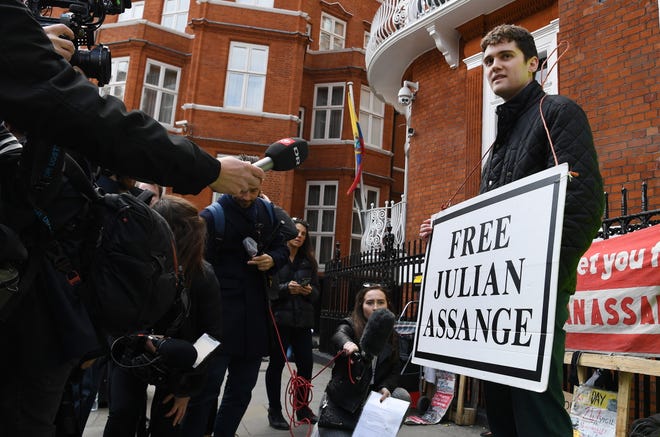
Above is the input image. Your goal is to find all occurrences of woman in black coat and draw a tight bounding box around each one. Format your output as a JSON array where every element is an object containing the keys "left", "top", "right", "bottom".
[
  {"left": 265, "top": 218, "right": 320, "bottom": 429},
  {"left": 315, "top": 284, "right": 405, "bottom": 436},
  {"left": 104, "top": 195, "right": 223, "bottom": 437}
]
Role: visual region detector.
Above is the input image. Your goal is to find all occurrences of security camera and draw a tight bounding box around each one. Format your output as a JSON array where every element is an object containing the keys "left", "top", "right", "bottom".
[
  {"left": 398, "top": 86, "right": 414, "bottom": 106},
  {"left": 397, "top": 81, "right": 419, "bottom": 106},
  {"left": 174, "top": 120, "right": 188, "bottom": 127}
]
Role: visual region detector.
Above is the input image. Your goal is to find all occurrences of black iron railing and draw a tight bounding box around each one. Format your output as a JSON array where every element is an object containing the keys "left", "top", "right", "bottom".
[
  {"left": 599, "top": 181, "right": 659, "bottom": 239},
  {"left": 319, "top": 182, "right": 658, "bottom": 423}
]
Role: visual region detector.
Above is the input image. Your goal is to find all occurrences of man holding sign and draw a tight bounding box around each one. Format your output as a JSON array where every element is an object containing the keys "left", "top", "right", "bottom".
[{"left": 420, "top": 25, "right": 603, "bottom": 436}]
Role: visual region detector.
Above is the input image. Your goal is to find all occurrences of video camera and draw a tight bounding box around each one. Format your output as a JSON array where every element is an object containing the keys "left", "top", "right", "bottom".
[
  {"left": 111, "top": 334, "right": 171, "bottom": 385},
  {"left": 111, "top": 333, "right": 199, "bottom": 385},
  {"left": 26, "top": 0, "right": 132, "bottom": 86}
]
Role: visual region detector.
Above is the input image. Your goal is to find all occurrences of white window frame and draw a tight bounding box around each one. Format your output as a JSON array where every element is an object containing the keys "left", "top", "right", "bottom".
[
  {"left": 304, "top": 181, "right": 338, "bottom": 268},
  {"left": 118, "top": 1, "right": 144, "bottom": 21},
  {"left": 319, "top": 12, "right": 346, "bottom": 51},
  {"left": 359, "top": 85, "right": 384, "bottom": 148},
  {"left": 224, "top": 42, "right": 268, "bottom": 112},
  {"left": 161, "top": 0, "right": 189, "bottom": 32},
  {"left": 235, "top": 0, "right": 273, "bottom": 6},
  {"left": 100, "top": 56, "right": 130, "bottom": 100},
  {"left": 351, "top": 185, "right": 379, "bottom": 253},
  {"left": 140, "top": 59, "right": 181, "bottom": 126},
  {"left": 297, "top": 107, "right": 305, "bottom": 138},
  {"left": 481, "top": 20, "right": 559, "bottom": 160},
  {"left": 311, "top": 83, "right": 344, "bottom": 140}
]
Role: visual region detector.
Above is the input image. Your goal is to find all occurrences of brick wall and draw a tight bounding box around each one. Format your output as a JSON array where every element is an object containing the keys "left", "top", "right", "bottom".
[
  {"left": 403, "top": 0, "right": 658, "bottom": 239},
  {"left": 558, "top": 0, "right": 659, "bottom": 213}
]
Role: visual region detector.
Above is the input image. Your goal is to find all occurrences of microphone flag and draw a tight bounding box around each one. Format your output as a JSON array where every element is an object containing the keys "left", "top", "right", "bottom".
[{"left": 346, "top": 82, "right": 364, "bottom": 196}]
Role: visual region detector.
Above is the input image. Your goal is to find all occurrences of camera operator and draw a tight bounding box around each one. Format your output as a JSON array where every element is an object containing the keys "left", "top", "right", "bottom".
[
  {"left": 104, "top": 195, "right": 223, "bottom": 437},
  {"left": 0, "top": 2, "right": 263, "bottom": 436}
]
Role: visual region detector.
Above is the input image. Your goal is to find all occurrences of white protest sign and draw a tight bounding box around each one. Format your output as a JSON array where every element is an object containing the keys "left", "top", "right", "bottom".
[{"left": 412, "top": 164, "right": 568, "bottom": 392}]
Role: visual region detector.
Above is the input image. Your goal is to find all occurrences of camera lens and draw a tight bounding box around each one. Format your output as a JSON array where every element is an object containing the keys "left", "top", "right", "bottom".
[{"left": 71, "top": 45, "right": 112, "bottom": 87}]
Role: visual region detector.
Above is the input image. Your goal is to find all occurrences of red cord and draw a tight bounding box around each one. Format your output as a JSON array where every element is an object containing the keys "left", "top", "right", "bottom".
[
  {"left": 538, "top": 41, "right": 578, "bottom": 179},
  {"left": 268, "top": 304, "right": 343, "bottom": 436}
]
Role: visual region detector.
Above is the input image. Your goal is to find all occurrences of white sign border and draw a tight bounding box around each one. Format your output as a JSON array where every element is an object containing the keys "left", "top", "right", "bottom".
[{"left": 412, "top": 164, "right": 568, "bottom": 392}]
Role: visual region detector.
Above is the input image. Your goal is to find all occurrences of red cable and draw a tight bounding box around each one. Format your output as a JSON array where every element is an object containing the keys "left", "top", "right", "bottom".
[
  {"left": 538, "top": 41, "right": 578, "bottom": 178},
  {"left": 267, "top": 304, "right": 343, "bottom": 437}
]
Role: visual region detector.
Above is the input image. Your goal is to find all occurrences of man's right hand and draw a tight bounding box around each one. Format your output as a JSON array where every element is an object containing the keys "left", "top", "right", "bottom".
[
  {"left": 419, "top": 218, "right": 433, "bottom": 242},
  {"left": 43, "top": 24, "right": 75, "bottom": 62},
  {"left": 209, "top": 156, "right": 264, "bottom": 195}
]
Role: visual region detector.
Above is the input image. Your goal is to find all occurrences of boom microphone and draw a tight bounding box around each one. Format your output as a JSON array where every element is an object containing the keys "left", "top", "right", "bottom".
[
  {"left": 360, "top": 308, "right": 396, "bottom": 359},
  {"left": 392, "top": 387, "right": 411, "bottom": 403},
  {"left": 155, "top": 338, "right": 198, "bottom": 369},
  {"left": 254, "top": 137, "right": 308, "bottom": 171}
]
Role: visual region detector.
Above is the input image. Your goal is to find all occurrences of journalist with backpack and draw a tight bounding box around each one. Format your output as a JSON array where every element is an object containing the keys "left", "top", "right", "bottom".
[
  {"left": 0, "top": 3, "right": 263, "bottom": 435},
  {"left": 181, "top": 165, "right": 289, "bottom": 437},
  {"left": 103, "top": 195, "right": 223, "bottom": 437}
]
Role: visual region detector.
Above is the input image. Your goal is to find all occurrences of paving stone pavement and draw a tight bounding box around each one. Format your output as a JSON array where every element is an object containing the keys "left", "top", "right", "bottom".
[{"left": 83, "top": 357, "right": 488, "bottom": 437}]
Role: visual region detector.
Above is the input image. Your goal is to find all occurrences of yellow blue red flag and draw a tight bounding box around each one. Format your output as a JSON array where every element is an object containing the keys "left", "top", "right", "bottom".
[{"left": 346, "top": 83, "right": 364, "bottom": 195}]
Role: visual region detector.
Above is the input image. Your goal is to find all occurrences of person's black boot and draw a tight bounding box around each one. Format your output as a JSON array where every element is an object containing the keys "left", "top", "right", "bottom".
[
  {"left": 296, "top": 406, "right": 318, "bottom": 424},
  {"left": 268, "top": 408, "right": 289, "bottom": 430}
]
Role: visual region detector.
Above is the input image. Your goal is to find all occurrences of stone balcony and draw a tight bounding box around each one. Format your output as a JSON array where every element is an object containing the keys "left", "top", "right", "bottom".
[{"left": 365, "top": 0, "right": 514, "bottom": 113}]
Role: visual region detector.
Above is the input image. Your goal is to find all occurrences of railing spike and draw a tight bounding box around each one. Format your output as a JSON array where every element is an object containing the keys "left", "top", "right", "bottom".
[{"left": 642, "top": 181, "right": 648, "bottom": 212}]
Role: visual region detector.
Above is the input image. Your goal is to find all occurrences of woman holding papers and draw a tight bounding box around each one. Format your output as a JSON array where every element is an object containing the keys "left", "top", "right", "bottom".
[
  {"left": 314, "top": 284, "right": 408, "bottom": 436},
  {"left": 104, "top": 196, "right": 223, "bottom": 437}
]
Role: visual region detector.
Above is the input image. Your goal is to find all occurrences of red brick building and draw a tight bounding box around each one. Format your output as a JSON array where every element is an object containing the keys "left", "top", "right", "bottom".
[
  {"left": 93, "top": 0, "right": 657, "bottom": 266},
  {"left": 96, "top": 0, "right": 397, "bottom": 267},
  {"left": 366, "top": 0, "right": 658, "bottom": 239}
]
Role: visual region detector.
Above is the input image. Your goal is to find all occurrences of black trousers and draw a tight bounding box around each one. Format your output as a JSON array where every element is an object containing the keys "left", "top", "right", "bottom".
[
  {"left": 0, "top": 286, "right": 79, "bottom": 437},
  {"left": 265, "top": 325, "right": 314, "bottom": 411},
  {"left": 181, "top": 353, "right": 262, "bottom": 437},
  {"left": 484, "top": 294, "right": 573, "bottom": 437},
  {"left": 103, "top": 360, "right": 182, "bottom": 437}
]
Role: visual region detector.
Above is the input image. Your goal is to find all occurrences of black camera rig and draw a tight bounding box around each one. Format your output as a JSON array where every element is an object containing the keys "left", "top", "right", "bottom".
[
  {"left": 27, "top": 0, "right": 132, "bottom": 86},
  {"left": 111, "top": 334, "right": 171, "bottom": 385}
]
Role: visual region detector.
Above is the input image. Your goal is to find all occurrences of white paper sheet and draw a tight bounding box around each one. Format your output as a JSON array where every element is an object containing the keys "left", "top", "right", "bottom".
[
  {"left": 353, "top": 391, "right": 410, "bottom": 437},
  {"left": 192, "top": 333, "right": 221, "bottom": 368}
]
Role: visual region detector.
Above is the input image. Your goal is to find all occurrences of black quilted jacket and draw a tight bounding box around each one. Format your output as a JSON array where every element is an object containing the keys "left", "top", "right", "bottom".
[
  {"left": 325, "top": 318, "right": 400, "bottom": 413},
  {"left": 480, "top": 81, "right": 604, "bottom": 298}
]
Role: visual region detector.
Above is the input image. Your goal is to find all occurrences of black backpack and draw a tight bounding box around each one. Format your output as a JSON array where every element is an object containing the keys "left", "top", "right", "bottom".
[
  {"left": 0, "top": 133, "right": 181, "bottom": 336},
  {"left": 64, "top": 156, "right": 181, "bottom": 336}
]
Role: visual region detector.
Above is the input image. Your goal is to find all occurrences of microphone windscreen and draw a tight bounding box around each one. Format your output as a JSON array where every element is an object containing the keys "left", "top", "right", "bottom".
[
  {"left": 360, "top": 308, "right": 395, "bottom": 359},
  {"left": 156, "top": 338, "right": 198, "bottom": 369},
  {"left": 392, "top": 387, "right": 411, "bottom": 403},
  {"left": 264, "top": 138, "right": 308, "bottom": 171}
]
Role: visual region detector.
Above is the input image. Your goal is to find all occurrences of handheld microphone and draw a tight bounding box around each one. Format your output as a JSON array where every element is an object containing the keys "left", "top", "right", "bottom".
[
  {"left": 360, "top": 308, "right": 396, "bottom": 359},
  {"left": 254, "top": 137, "right": 308, "bottom": 171},
  {"left": 155, "top": 338, "right": 198, "bottom": 369}
]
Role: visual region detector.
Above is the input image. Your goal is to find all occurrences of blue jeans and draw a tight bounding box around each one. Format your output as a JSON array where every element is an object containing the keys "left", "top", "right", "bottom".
[{"left": 182, "top": 353, "right": 262, "bottom": 437}]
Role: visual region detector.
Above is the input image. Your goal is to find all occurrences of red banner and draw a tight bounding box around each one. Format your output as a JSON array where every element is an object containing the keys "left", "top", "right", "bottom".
[{"left": 565, "top": 225, "right": 660, "bottom": 355}]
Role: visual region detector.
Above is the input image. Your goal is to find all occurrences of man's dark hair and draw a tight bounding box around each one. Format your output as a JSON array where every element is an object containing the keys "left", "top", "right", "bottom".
[{"left": 480, "top": 24, "right": 539, "bottom": 61}]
